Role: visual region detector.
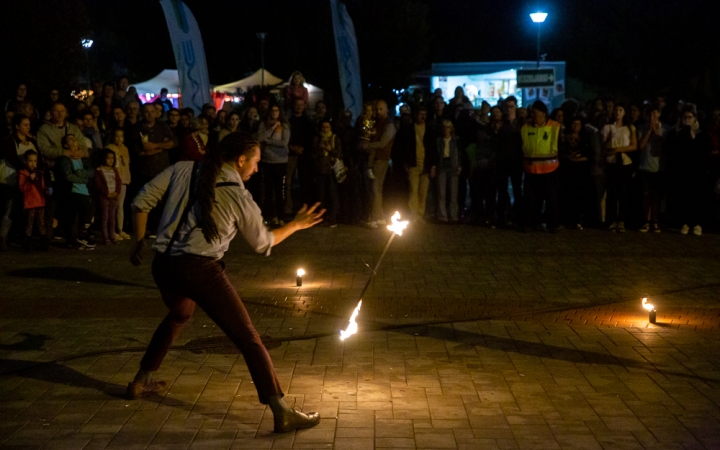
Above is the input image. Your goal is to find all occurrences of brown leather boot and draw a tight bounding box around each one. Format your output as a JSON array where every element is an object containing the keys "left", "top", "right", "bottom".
[
  {"left": 273, "top": 408, "right": 320, "bottom": 433},
  {"left": 126, "top": 379, "right": 169, "bottom": 399}
]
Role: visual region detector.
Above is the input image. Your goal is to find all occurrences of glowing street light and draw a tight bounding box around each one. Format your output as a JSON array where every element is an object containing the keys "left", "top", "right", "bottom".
[
  {"left": 296, "top": 268, "right": 305, "bottom": 287},
  {"left": 81, "top": 39, "right": 94, "bottom": 99},
  {"left": 529, "top": 12, "right": 548, "bottom": 68},
  {"left": 529, "top": 12, "right": 548, "bottom": 23}
]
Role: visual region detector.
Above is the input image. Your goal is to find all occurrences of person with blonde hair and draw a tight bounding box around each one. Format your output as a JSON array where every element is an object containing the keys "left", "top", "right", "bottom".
[{"left": 284, "top": 71, "right": 309, "bottom": 107}]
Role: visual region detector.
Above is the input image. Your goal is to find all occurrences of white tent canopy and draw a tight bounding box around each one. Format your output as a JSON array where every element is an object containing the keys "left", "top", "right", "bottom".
[
  {"left": 213, "top": 69, "right": 284, "bottom": 93},
  {"left": 214, "top": 69, "right": 324, "bottom": 109},
  {"left": 133, "top": 68, "right": 324, "bottom": 108},
  {"left": 133, "top": 69, "right": 180, "bottom": 96}
]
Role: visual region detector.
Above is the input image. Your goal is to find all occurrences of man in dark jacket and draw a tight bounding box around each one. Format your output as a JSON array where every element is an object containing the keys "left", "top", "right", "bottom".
[
  {"left": 392, "top": 106, "right": 438, "bottom": 219},
  {"left": 131, "top": 103, "right": 177, "bottom": 236},
  {"left": 497, "top": 95, "right": 525, "bottom": 226},
  {"left": 429, "top": 95, "right": 448, "bottom": 133}
]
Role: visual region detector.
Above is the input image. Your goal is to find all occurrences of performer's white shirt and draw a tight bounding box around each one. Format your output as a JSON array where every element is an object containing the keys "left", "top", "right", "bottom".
[{"left": 132, "top": 161, "right": 274, "bottom": 259}]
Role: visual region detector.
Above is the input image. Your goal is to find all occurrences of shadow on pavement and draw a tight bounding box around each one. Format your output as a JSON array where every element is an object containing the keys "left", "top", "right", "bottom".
[
  {"left": 0, "top": 358, "right": 127, "bottom": 398},
  {"left": 181, "top": 335, "right": 283, "bottom": 354},
  {"left": 394, "top": 324, "right": 719, "bottom": 385},
  {"left": 0, "top": 358, "right": 256, "bottom": 419},
  {"left": 0, "top": 333, "right": 50, "bottom": 351},
  {"left": 6, "top": 267, "right": 153, "bottom": 289}
]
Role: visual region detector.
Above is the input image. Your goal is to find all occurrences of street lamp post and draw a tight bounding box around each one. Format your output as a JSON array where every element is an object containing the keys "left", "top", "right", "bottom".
[
  {"left": 256, "top": 32, "right": 267, "bottom": 86},
  {"left": 81, "top": 39, "right": 94, "bottom": 99},
  {"left": 529, "top": 12, "right": 548, "bottom": 68}
]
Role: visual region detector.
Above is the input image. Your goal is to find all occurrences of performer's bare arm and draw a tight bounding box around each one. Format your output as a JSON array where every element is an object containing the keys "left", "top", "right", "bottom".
[
  {"left": 271, "top": 203, "right": 325, "bottom": 246},
  {"left": 131, "top": 203, "right": 325, "bottom": 265},
  {"left": 130, "top": 209, "right": 148, "bottom": 266}
]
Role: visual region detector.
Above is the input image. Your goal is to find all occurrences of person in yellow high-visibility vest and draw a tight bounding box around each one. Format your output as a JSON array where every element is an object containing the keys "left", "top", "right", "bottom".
[{"left": 520, "top": 101, "right": 561, "bottom": 232}]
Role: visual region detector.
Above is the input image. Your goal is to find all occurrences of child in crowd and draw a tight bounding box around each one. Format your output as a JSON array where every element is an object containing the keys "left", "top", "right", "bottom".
[
  {"left": 56, "top": 135, "right": 96, "bottom": 249},
  {"left": 17, "top": 150, "right": 49, "bottom": 250},
  {"left": 93, "top": 149, "right": 122, "bottom": 244},
  {"left": 106, "top": 128, "right": 131, "bottom": 239}
]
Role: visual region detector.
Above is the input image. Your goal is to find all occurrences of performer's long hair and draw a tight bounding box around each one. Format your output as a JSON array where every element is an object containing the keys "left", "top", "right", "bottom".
[{"left": 197, "top": 131, "right": 259, "bottom": 243}]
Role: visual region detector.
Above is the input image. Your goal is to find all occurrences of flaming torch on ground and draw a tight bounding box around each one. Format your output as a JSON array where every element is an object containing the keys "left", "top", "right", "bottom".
[
  {"left": 340, "top": 212, "right": 409, "bottom": 341},
  {"left": 642, "top": 297, "right": 657, "bottom": 324}
]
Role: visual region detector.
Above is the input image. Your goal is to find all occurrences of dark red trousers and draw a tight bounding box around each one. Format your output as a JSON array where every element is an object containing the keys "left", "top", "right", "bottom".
[{"left": 141, "top": 252, "right": 283, "bottom": 404}]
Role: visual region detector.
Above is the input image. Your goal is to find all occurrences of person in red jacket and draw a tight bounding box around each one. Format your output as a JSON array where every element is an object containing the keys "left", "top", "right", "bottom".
[
  {"left": 178, "top": 118, "right": 207, "bottom": 161},
  {"left": 17, "top": 150, "right": 49, "bottom": 251},
  {"left": 93, "top": 149, "right": 122, "bottom": 244}
]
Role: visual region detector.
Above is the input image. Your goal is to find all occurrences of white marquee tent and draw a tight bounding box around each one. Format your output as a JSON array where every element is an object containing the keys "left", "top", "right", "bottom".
[
  {"left": 132, "top": 68, "right": 324, "bottom": 108},
  {"left": 213, "top": 69, "right": 284, "bottom": 93},
  {"left": 132, "top": 69, "right": 181, "bottom": 102},
  {"left": 213, "top": 69, "right": 324, "bottom": 109}
]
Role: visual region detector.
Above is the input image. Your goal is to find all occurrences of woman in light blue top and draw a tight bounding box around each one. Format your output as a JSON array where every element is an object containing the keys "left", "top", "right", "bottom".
[{"left": 257, "top": 105, "right": 291, "bottom": 225}]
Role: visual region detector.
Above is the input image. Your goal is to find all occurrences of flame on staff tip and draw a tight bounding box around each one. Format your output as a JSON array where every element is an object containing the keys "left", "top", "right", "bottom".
[
  {"left": 340, "top": 300, "right": 362, "bottom": 341},
  {"left": 341, "top": 213, "right": 407, "bottom": 341},
  {"left": 387, "top": 211, "right": 409, "bottom": 236},
  {"left": 642, "top": 298, "right": 654, "bottom": 311}
]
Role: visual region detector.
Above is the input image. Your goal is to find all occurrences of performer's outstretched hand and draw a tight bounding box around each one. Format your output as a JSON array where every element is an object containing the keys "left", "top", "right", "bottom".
[
  {"left": 270, "top": 203, "right": 326, "bottom": 247},
  {"left": 130, "top": 239, "right": 146, "bottom": 266},
  {"left": 292, "top": 203, "right": 326, "bottom": 230}
]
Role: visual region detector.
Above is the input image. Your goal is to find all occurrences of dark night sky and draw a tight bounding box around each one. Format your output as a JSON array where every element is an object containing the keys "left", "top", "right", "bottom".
[
  {"left": 81, "top": 0, "right": 565, "bottom": 83},
  {"left": 2, "top": 0, "right": 719, "bottom": 106}
]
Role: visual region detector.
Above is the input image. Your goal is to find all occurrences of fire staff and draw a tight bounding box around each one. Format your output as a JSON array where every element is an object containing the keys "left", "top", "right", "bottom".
[{"left": 128, "top": 132, "right": 324, "bottom": 433}]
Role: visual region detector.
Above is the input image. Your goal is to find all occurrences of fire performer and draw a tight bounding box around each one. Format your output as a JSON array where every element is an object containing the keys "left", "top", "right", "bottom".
[{"left": 127, "top": 132, "right": 324, "bottom": 433}]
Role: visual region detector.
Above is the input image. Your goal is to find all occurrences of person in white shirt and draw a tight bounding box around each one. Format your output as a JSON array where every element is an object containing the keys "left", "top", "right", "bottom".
[
  {"left": 601, "top": 104, "right": 637, "bottom": 232},
  {"left": 128, "top": 132, "right": 324, "bottom": 433}
]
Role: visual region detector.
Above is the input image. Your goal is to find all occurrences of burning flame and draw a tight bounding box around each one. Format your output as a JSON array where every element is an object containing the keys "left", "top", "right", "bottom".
[
  {"left": 642, "top": 298, "right": 654, "bottom": 311},
  {"left": 340, "top": 300, "right": 362, "bottom": 340},
  {"left": 387, "top": 211, "right": 409, "bottom": 236},
  {"left": 297, "top": 268, "right": 305, "bottom": 277}
]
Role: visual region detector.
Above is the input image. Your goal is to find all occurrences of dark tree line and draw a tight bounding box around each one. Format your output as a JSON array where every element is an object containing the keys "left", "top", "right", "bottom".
[{"left": 0, "top": 0, "right": 89, "bottom": 96}]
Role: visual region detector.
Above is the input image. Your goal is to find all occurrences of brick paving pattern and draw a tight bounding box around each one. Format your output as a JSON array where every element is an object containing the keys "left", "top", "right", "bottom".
[{"left": 2, "top": 224, "right": 720, "bottom": 449}]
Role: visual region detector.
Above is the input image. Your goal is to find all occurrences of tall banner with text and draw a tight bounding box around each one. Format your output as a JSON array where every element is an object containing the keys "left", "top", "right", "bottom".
[
  {"left": 160, "top": 0, "right": 210, "bottom": 113},
  {"left": 330, "top": 0, "right": 362, "bottom": 125}
]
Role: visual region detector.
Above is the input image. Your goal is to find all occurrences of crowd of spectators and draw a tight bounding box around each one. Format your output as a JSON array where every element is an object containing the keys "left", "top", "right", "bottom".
[{"left": 2, "top": 75, "right": 720, "bottom": 252}]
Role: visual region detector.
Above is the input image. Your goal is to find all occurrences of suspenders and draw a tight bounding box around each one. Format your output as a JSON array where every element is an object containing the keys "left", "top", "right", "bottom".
[{"left": 163, "top": 162, "right": 241, "bottom": 255}]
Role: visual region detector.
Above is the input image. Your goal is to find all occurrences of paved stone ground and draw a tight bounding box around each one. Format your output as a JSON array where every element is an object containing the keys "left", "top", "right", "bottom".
[{"left": 2, "top": 223, "right": 720, "bottom": 449}]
